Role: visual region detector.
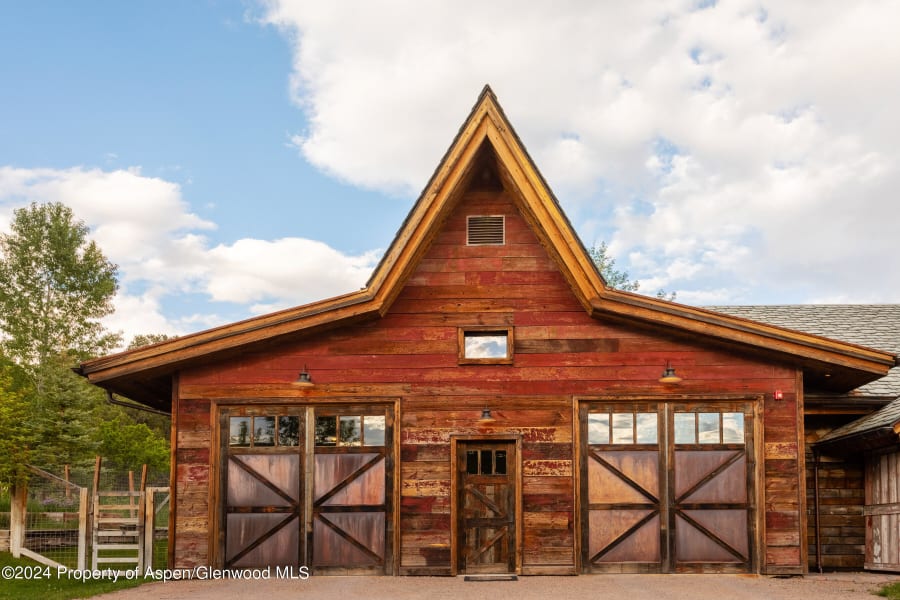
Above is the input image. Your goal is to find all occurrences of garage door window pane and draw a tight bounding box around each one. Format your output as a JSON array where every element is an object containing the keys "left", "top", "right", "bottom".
[
  {"left": 588, "top": 414, "right": 610, "bottom": 444},
  {"left": 698, "top": 413, "right": 720, "bottom": 444},
  {"left": 722, "top": 413, "right": 744, "bottom": 443},
  {"left": 253, "top": 416, "right": 276, "bottom": 446},
  {"left": 339, "top": 416, "right": 362, "bottom": 446},
  {"left": 674, "top": 413, "right": 695, "bottom": 444},
  {"left": 230, "top": 417, "right": 251, "bottom": 447},
  {"left": 612, "top": 413, "right": 634, "bottom": 444},
  {"left": 315, "top": 416, "right": 337, "bottom": 446},
  {"left": 278, "top": 416, "right": 300, "bottom": 446},
  {"left": 636, "top": 413, "right": 658, "bottom": 443},
  {"left": 363, "top": 415, "right": 386, "bottom": 446}
]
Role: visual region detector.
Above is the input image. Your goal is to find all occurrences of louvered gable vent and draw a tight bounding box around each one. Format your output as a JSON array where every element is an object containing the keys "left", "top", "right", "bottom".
[{"left": 467, "top": 215, "right": 505, "bottom": 245}]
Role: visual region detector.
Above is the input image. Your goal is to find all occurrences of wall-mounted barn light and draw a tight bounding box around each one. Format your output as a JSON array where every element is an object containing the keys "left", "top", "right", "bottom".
[
  {"left": 477, "top": 408, "right": 496, "bottom": 424},
  {"left": 659, "top": 361, "right": 683, "bottom": 384},
  {"left": 294, "top": 364, "right": 314, "bottom": 387}
]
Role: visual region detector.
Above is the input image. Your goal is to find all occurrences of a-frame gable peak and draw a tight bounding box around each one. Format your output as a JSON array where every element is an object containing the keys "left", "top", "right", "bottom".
[{"left": 366, "top": 86, "right": 607, "bottom": 316}]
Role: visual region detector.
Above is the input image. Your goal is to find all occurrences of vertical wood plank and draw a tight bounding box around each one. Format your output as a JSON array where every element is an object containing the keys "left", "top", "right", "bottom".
[
  {"left": 9, "top": 482, "right": 26, "bottom": 558},
  {"left": 168, "top": 376, "right": 179, "bottom": 570},
  {"left": 78, "top": 486, "right": 88, "bottom": 570}
]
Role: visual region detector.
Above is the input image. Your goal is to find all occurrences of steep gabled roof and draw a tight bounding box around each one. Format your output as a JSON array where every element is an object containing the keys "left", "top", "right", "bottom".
[{"left": 78, "top": 86, "right": 897, "bottom": 409}]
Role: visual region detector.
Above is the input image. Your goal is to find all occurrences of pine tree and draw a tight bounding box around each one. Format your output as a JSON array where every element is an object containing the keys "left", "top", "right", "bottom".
[{"left": 589, "top": 241, "right": 676, "bottom": 301}]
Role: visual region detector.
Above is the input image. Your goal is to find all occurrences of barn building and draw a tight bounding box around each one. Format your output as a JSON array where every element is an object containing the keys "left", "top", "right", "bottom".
[{"left": 78, "top": 87, "right": 897, "bottom": 576}]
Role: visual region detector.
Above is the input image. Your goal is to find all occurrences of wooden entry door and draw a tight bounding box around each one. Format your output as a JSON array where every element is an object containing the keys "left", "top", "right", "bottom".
[
  {"left": 456, "top": 440, "right": 518, "bottom": 574},
  {"left": 581, "top": 401, "right": 755, "bottom": 574},
  {"left": 221, "top": 410, "right": 304, "bottom": 568}
]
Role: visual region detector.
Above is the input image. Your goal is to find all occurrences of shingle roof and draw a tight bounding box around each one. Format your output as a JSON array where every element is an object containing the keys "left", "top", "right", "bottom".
[
  {"left": 815, "top": 396, "right": 900, "bottom": 446},
  {"left": 707, "top": 305, "right": 900, "bottom": 398}
]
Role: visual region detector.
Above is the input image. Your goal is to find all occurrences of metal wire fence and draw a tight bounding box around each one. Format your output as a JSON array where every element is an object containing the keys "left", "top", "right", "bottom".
[
  {"left": 1, "top": 462, "right": 170, "bottom": 571},
  {"left": 22, "top": 465, "right": 87, "bottom": 570}
]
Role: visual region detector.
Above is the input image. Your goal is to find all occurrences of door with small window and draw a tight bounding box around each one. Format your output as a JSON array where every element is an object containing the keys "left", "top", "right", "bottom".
[
  {"left": 580, "top": 401, "right": 755, "bottom": 574},
  {"left": 456, "top": 440, "right": 518, "bottom": 574}
]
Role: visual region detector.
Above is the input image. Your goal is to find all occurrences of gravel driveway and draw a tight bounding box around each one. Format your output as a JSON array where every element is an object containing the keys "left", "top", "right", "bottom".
[{"left": 95, "top": 572, "right": 900, "bottom": 600}]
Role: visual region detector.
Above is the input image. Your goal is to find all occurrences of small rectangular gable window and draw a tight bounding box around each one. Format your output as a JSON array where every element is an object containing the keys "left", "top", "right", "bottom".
[
  {"left": 467, "top": 215, "right": 505, "bottom": 245},
  {"left": 459, "top": 327, "right": 514, "bottom": 364}
]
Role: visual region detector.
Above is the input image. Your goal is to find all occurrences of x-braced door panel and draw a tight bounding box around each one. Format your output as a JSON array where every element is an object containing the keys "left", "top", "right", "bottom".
[{"left": 670, "top": 409, "right": 752, "bottom": 572}]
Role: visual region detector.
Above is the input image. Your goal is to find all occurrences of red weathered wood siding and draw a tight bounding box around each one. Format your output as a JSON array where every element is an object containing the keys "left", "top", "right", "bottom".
[
  {"left": 172, "top": 392, "right": 212, "bottom": 568},
  {"left": 174, "top": 188, "right": 804, "bottom": 574}
]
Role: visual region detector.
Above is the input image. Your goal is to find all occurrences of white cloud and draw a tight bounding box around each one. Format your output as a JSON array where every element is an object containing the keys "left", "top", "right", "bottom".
[
  {"left": 0, "top": 166, "right": 379, "bottom": 348},
  {"left": 204, "top": 237, "right": 378, "bottom": 308},
  {"left": 259, "top": 0, "right": 900, "bottom": 303}
]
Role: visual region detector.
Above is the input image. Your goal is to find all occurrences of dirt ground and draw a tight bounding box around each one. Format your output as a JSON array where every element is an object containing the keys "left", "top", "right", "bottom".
[{"left": 95, "top": 571, "right": 900, "bottom": 600}]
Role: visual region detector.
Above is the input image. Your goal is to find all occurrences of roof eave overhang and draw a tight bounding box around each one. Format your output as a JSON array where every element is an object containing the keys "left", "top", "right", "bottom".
[
  {"left": 591, "top": 289, "right": 896, "bottom": 392},
  {"left": 814, "top": 426, "right": 900, "bottom": 455},
  {"left": 80, "top": 289, "right": 380, "bottom": 386}
]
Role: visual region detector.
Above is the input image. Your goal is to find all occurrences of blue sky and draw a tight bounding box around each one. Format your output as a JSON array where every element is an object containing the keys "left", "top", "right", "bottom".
[
  {"left": 2, "top": 1, "right": 899, "bottom": 348},
  {"left": 0, "top": 1, "right": 404, "bottom": 247}
]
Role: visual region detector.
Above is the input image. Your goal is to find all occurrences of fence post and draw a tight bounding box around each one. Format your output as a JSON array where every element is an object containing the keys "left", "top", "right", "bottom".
[
  {"left": 142, "top": 489, "right": 153, "bottom": 571},
  {"left": 64, "top": 465, "right": 70, "bottom": 501},
  {"left": 77, "top": 486, "right": 88, "bottom": 570},
  {"left": 9, "top": 481, "right": 27, "bottom": 559}
]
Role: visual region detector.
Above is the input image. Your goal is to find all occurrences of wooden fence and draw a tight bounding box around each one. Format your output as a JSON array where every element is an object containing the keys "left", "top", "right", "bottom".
[{"left": 5, "top": 463, "right": 168, "bottom": 573}]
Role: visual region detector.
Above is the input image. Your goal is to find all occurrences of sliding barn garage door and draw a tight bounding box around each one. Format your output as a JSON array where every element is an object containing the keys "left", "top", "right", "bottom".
[
  {"left": 580, "top": 401, "right": 756, "bottom": 573},
  {"left": 220, "top": 404, "right": 393, "bottom": 574}
]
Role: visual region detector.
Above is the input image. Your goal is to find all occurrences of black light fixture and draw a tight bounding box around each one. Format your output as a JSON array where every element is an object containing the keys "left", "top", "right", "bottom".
[
  {"left": 659, "top": 361, "right": 682, "bottom": 384},
  {"left": 294, "top": 364, "right": 314, "bottom": 387},
  {"left": 477, "top": 408, "right": 496, "bottom": 424}
]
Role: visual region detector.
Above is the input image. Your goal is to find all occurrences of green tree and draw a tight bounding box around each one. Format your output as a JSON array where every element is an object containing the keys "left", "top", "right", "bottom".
[
  {"left": 128, "top": 333, "right": 175, "bottom": 350},
  {"left": 0, "top": 202, "right": 120, "bottom": 384},
  {"left": 28, "top": 357, "right": 100, "bottom": 473},
  {"left": 589, "top": 241, "right": 676, "bottom": 301},
  {"left": 95, "top": 419, "right": 170, "bottom": 474},
  {"left": 0, "top": 357, "right": 36, "bottom": 485}
]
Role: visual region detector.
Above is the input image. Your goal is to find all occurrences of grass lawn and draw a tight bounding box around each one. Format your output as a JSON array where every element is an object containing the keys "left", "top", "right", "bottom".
[
  {"left": 0, "top": 552, "right": 152, "bottom": 600},
  {"left": 879, "top": 582, "right": 900, "bottom": 600}
]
